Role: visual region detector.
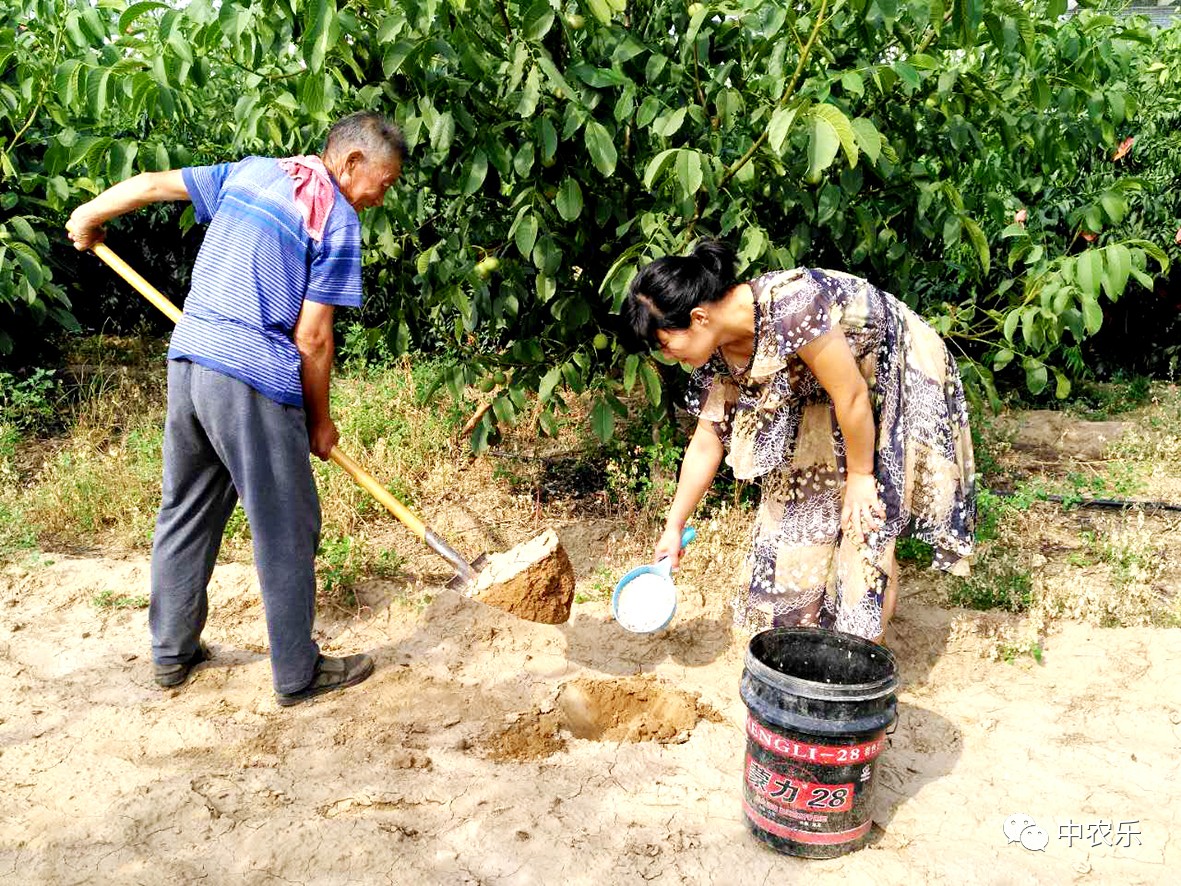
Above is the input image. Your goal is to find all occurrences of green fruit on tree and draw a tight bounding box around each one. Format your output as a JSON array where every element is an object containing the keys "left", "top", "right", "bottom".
[
  {"left": 476, "top": 377, "right": 496, "bottom": 392},
  {"left": 566, "top": 13, "right": 585, "bottom": 30},
  {"left": 475, "top": 255, "right": 501, "bottom": 278},
  {"left": 593, "top": 333, "right": 609, "bottom": 350},
  {"left": 688, "top": 2, "right": 704, "bottom": 17},
  {"left": 493, "top": 370, "right": 508, "bottom": 386}
]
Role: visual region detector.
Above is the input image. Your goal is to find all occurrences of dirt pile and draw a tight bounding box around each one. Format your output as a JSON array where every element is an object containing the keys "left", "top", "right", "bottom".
[
  {"left": 482, "top": 675, "right": 723, "bottom": 761},
  {"left": 557, "top": 675, "right": 723, "bottom": 743},
  {"left": 471, "top": 528, "right": 575, "bottom": 624}
]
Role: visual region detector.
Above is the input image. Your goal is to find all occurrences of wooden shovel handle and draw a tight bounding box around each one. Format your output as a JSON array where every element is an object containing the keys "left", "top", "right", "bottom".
[
  {"left": 328, "top": 447, "right": 425, "bottom": 539},
  {"left": 93, "top": 243, "right": 183, "bottom": 323}
]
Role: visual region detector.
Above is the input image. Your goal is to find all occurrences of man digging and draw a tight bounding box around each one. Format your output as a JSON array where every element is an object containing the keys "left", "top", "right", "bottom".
[{"left": 65, "top": 111, "right": 404, "bottom": 706}]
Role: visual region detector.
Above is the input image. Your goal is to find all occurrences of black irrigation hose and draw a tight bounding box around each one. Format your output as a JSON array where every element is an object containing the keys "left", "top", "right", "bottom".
[{"left": 993, "top": 490, "right": 1181, "bottom": 513}]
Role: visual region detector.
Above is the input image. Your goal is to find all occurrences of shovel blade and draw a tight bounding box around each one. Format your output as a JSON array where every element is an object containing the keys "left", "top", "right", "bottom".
[{"left": 446, "top": 552, "right": 488, "bottom": 592}]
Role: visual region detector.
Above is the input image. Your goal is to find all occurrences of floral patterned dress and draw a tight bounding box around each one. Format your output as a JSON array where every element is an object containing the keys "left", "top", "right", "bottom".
[{"left": 685, "top": 269, "right": 976, "bottom": 640}]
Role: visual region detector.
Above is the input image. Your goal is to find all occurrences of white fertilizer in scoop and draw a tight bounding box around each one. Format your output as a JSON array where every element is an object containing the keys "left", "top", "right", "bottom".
[{"left": 614, "top": 573, "right": 676, "bottom": 633}]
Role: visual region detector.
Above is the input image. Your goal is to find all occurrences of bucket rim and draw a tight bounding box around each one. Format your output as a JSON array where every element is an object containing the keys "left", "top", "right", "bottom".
[{"left": 744, "top": 627, "right": 898, "bottom": 702}]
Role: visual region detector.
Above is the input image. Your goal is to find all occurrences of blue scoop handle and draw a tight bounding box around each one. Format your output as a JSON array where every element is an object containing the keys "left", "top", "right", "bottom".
[{"left": 653, "top": 526, "right": 696, "bottom": 576}]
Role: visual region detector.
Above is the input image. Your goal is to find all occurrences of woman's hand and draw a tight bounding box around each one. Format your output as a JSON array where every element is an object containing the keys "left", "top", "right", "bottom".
[
  {"left": 653, "top": 524, "right": 687, "bottom": 570},
  {"left": 841, "top": 471, "right": 885, "bottom": 544}
]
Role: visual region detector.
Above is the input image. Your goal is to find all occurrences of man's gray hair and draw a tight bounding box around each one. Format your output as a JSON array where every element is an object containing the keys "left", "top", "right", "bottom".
[{"left": 325, "top": 111, "right": 405, "bottom": 165}]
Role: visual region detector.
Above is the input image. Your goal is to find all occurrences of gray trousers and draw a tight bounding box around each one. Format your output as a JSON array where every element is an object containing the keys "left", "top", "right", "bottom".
[{"left": 150, "top": 360, "right": 321, "bottom": 693}]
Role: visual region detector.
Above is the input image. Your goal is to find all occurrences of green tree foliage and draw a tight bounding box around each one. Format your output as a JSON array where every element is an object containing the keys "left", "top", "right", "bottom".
[{"left": 1, "top": 0, "right": 1177, "bottom": 442}]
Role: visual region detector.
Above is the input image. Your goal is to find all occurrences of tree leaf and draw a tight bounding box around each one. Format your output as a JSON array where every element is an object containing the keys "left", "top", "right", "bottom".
[
  {"left": 584, "top": 120, "right": 617, "bottom": 177},
  {"left": 515, "top": 212, "right": 538, "bottom": 258},
  {"left": 654, "top": 106, "right": 686, "bottom": 138},
  {"left": 850, "top": 118, "right": 881, "bottom": 164},
  {"left": 805, "top": 115, "right": 840, "bottom": 183},
  {"left": 961, "top": 215, "right": 990, "bottom": 275},
  {"left": 584, "top": 0, "right": 615, "bottom": 25},
  {"left": 517, "top": 66, "right": 541, "bottom": 118},
  {"left": 767, "top": 105, "right": 799, "bottom": 156},
  {"left": 119, "top": 3, "right": 171, "bottom": 35},
  {"left": 992, "top": 348, "right": 1014, "bottom": 371},
  {"left": 1099, "top": 190, "right": 1126, "bottom": 224},
  {"left": 638, "top": 361, "right": 662, "bottom": 407},
  {"left": 463, "top": 150, "right": 488, "bottom": 195},
  {"left": 675, "top": 149, "right": 702, "bottom": 196},
  {"left": 524, "top": 2, "right": 555, "bottom": 40},
  {"left": 1081, "top": 295, "right": 1103, "bottom": 335},
  {"left": 1053, "top": 369, "right": 1071, "bottom": 400},
  {"left": 623, "top": 353, "right": 639, "bottom": 392},
  {"left": 840, "top": 71, "right": 864, "bottom": 96},
  {"left": 643, "top": 148, "right": 677, "bottom": 189},
  {"left": 1103, "top": 244, "right": 1130, "bottom": 300},
  {"left": 556, "top": 178, "right": 583, "bottom": 222},
  {"left": 539, "top": 366, "right": 562, "bottom": 402},
  {"left": 1076, "top": 249, "right": 1102, "bottom": 301},
  {"left": 809, "top": 103, "right": 858, "bottom": 166},
  {"left": 1023, "top": 358, "right": 1048, "bottom": 395},
  {"left": 590, "top": 397, "right": 615, "bottom": 443}
]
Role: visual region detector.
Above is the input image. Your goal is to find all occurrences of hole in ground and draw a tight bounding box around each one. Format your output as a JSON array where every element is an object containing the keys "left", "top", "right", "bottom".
[{"left": 483, "top": 675, "right": 723, "bottom": 761}]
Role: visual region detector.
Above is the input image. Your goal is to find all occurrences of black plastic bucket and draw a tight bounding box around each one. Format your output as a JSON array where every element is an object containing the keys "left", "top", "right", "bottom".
[{"left": 739, "top": 628, "right": 897, "bottom": 858}]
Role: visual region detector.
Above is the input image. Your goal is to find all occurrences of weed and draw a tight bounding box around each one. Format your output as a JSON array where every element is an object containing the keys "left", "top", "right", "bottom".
[
  {"left": 604, "top": 419, "right": 685, "bottom": 514},
  {"left": 92, "top": 590, "right": 149, "bottom": 609},
  {"left": 588, "top": 565, "right": 616, "bottom": 599},
  {"left": 949, "top": 551, "right": 1032, "bottom": 612},
  {"left": 0, "top": 500, "right": 37, "bottom": 559},
  {"left": 1041, "top": 510, "right": 1176, "bottom": 627},
  {"left": 0, "top": 422, "right": 18, "bottom": 464},
  {"left": 995, "top": 639, "right": 1044, "bottom": 664},
  {"left": 1068, "top": 375, "right": 1153, "bottom": 421},
  {"left": 895, "top": 537, "right": 933, "bottom": 563},
  {"left": 318, "top": 534, "right": 362, "bottom": 598},
  {"left": 975, "top": 484, "right": 1042, "bottom": 544},
  {"left": 0, "top": 369, "right": 59, "bottom": 433},
  {"left": 65, "top": 334, "right": 168, "bottom": 368},
  {"left": 371, "top": 547, "right": 405, "bottom": 579},
  {"left": 966, "top": 400, "right": 1011, "bottom": 484},
  {"left": 1055, "top": 463, "right": 1143, "bottom": 507},
  {"left": 223, "top": 505, "right": 250, "bottom": 542}
]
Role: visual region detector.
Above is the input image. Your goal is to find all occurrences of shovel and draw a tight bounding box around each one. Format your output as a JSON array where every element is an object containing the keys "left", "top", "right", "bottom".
[{"left": 92, "top": 242, "right": 484, "bottom": 589}]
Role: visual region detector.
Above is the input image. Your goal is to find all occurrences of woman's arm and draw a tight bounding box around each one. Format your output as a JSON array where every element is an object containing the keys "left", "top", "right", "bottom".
[
  {"left": 796, "top": 328, "right": 884, "bottom": 541},
  {"left": 655, "top": 418, "right": 725, "bottom": 568},
  {"left": 67, "top": 170, "right": 191, "bottom": 250}
]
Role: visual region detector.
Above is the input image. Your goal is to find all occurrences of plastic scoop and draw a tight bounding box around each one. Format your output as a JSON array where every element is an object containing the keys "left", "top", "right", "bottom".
[{"left": 611, "top": 526, "right": 697, "bottom": 633}]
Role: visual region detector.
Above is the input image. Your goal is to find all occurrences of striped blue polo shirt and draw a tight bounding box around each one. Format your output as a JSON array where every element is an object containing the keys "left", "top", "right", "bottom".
[{"left": 170, "top": 157, "right": 363, "bottom": 407}]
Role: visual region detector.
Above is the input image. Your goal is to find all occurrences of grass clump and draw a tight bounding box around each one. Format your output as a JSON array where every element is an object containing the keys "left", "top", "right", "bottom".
[
  {"left": 1044, "top": 510, "right": 1179, "bottom": 628},
  {"left": 92, "top": 590, "right": 149, "bottom": 610},
  {"left": 0, "top": 498, "right": 37, "bottom": 559},
  {"left": 948, "top": 551, "right": 1033, "bottom": 613},
  {"left": 0, "top": 368, "right": 60, "bottom": 433}
]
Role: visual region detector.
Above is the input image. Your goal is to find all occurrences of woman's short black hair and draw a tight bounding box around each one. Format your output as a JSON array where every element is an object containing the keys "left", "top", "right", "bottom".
[{"left": 623, "top": 239, "right": 739, "bottom": 349}]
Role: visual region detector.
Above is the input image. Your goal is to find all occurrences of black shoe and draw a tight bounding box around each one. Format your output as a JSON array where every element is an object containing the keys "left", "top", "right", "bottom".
[
  {"left": 154, "top": 644, "right": 209, "bottom": 688},
  {"left": 276, "top": 654, "right": 374, "bottom": 707}
]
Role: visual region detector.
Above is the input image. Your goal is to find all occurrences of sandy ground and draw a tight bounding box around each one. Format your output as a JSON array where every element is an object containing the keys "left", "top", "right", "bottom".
[{"left": 1, "top": 522, "right": 1178, "bottom": 886}]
